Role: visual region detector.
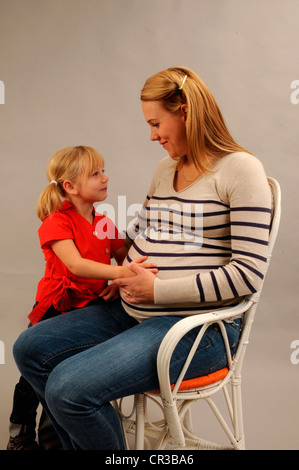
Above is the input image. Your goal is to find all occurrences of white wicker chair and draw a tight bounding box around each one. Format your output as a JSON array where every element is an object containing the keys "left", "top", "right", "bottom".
[{"left": 115, "top": 177, "right": 281, "bottom": 450}]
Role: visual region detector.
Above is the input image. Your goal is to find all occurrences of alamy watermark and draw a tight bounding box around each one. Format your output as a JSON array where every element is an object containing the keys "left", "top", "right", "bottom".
[
  {"left": 0, "top": 80, "right": 4, "bottom": 104},
  {"left": 94, "top": 196, "right": 203, "bottom": 249},
  {"left": 290, "top": 80, "right": 299, "bottom": 104},
  {"left": 95, "top": 197, "right": 142, "bottom": 240},
  {"left": 290, "top": 340, "right": 299, "bottom": 365},
  {"left": 0, "top": 340, "right": 4, "bottom": 364}
]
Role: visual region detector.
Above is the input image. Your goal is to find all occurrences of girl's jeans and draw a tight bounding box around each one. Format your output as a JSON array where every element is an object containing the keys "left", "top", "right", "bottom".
[{"left": 13, "top": 298, "right": 241, "bottom": 450}]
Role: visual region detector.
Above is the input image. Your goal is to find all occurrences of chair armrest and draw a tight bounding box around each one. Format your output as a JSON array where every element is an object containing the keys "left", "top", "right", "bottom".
[
  {"left": 157, "top": 298, "right": 253, "bottom": 401},
  {"left": 152, "top": 299, "right": 252, "bottom": 446}
]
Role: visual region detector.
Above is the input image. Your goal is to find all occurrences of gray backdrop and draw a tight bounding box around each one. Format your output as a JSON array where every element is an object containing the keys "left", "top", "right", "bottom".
[{"left": 0, "top": 0, "right": 298, "bottom": 450}]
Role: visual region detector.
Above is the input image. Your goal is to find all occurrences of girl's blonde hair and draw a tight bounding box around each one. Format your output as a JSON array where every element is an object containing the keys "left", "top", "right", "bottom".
[
  {"left": 140, "top": 66, "right": 250, "bottom": 172},
  {"left": 37, "top": 145, "right": 104, "bottom": 221}
]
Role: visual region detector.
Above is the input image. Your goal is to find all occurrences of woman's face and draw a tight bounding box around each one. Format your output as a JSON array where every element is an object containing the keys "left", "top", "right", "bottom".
[{"left": 142, "top": 100, "right": 188, "bottom": 160}]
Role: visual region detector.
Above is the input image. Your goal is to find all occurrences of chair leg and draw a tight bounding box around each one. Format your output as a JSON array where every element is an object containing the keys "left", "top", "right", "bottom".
[
  {"left": 135, "top": 394, "right": 146, "bottom": 450},
  {"left": 231, "top": 377, "right": 245, "bottom": 449},
  {"left": 183, "top": 405, "right": 193, "bottom": 433}
]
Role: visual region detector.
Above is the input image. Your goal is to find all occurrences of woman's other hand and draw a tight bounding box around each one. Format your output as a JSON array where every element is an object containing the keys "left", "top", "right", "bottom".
[{"left": 112, "top": 263, "right": 156, "bottom": 303}]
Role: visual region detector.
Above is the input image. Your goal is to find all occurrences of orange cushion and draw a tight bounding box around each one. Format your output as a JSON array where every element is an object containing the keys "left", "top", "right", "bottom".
[{"left": 172, "top": 367, "right": 229, "bottom": 391}]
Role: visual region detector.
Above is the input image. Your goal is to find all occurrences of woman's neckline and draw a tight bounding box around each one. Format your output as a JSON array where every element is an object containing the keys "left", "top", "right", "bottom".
[{"left": 172, "top": 157, "right": 221, "bottom": 193}]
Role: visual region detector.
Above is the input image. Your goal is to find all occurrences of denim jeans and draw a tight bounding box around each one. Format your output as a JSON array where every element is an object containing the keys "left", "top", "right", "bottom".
[
  {"left": 13, "top": 298, "right": 241, "bottom": 450},
  {"left": 10, "top": 304, "right": 61, "bottom": 428}
]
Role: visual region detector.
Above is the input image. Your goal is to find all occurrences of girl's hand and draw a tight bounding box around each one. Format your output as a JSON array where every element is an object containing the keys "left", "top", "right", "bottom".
[
  {"left": 112, "top": 263, "right": 155, "bottom": 304},
  {"left": 98, "top": 283, "right": 120, "bottom": 302},
  {"left": 129, "top": 255, "right": 158, "bottom": 274}
]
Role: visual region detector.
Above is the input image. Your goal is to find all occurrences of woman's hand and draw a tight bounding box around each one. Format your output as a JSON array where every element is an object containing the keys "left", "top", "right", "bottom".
[{"left": 112, "top": 263, "right": 156, "bottom": 303}]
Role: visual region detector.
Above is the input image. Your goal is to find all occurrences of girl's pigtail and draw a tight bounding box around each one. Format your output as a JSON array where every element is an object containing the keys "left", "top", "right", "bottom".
[{"left": 36, "top": 181, "right": 63, "bottom": 221}]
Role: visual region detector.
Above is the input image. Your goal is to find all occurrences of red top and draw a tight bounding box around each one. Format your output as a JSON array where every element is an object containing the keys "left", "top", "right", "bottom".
[{"left": 28, "top": 200, "right": 125, "bottom": 324}]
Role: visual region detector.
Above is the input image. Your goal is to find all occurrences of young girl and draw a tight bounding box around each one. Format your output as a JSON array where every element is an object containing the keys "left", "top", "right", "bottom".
[{"left": 8, "top": 145, "right": 156, "bottom": 450}]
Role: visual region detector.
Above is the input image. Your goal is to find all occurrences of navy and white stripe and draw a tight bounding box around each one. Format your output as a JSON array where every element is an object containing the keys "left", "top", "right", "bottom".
[{"left": 122, "top": 153, "right": 272, "bottom": 321}]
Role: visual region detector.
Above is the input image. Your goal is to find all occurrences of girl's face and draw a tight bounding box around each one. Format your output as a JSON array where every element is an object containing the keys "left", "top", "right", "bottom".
[
  {"left": 142, "top": 100, "right": 188, "bottom": 159},
  {"left": 76, "top": 167, "right": 109, "bottom": 203}
]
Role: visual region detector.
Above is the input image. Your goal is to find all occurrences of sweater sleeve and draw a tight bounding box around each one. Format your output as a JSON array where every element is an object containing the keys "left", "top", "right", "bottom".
[{"left": 154, "top": 155, "right": 272, "bottom": 304}]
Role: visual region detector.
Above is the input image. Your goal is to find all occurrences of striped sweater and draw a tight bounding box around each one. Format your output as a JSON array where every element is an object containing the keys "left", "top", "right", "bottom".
[{"left": 122, "top": 152, "right": 272, "bottom": 321}]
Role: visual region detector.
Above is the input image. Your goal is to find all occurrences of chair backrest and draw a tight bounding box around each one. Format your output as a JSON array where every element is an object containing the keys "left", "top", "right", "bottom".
[
  {"left": 247, "top": 177, "right": 281, "bottom": 305},
  {"left": 233, "top": 176, "right": 281, "bottom": 374},
  {"left": 267, "top": 177, "right": 281, "bottom": 255}
]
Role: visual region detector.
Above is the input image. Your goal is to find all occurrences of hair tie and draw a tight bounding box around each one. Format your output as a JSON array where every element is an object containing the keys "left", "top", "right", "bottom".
[
  {"left": 178, "top": 74, "right": 187, "bottom": 90},
  {"left": 49, "top": 180, "right": 58, "bottom": 186}
]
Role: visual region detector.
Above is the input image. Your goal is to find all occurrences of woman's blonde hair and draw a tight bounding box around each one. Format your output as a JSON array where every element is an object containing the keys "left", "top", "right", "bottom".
[
  {"left": 37, "top": 145, "right": 104, "bottom": 221},
  {"left": 140, "top": 66, "right": 250, "bottom": 172}
]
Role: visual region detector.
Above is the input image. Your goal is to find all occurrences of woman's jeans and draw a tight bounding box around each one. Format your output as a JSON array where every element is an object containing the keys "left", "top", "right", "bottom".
[
  {"left": 13, "top": 298, "right": 241, "bottom": 450},
  {"left": 10, "top": 304, "right": 61, "bottom": 429}
]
